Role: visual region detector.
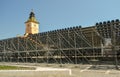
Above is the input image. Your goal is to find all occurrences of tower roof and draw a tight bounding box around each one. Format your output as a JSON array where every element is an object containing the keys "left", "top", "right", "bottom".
[{"left": 25, "top": 10, "right": 39, "bottom": 24}]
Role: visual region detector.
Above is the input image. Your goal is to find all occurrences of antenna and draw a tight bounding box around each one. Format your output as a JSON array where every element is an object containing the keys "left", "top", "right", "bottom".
[{"left": 31, "top": 9, "right": 34, "bottom": 12}]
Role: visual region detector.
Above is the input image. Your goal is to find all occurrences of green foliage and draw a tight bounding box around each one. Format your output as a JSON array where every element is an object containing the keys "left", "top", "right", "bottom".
[{"left": 0, "top": 65, "right": 35, "bottom": 70}]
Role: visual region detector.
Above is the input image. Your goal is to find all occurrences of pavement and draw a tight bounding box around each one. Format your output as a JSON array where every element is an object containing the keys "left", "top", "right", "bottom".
[
  {"left": 0, "top": 62, "right": 120, "bottom": 77},
  {"left": 0, "top": 63, "right": 72, "bottom": 77}
]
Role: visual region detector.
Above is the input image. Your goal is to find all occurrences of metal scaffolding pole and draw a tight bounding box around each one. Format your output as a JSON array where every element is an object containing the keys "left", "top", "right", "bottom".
[
  {"left": 74, "top": 33, "right": 77, "bottom": 64},
  {"left": 111, "top": 23, "right": 119, "bottom": 70},
  {"left": 92, "top": 31, "right": 95, "bottom": 60},
  {"left": 17, "top": 37, "right": 19, "bottom": 63},
  {"left": 35, "top": 36, "right": 38, "bottom": 63},
  {"left": 46, "top": 33, "right": 49, "bottom": 64}
]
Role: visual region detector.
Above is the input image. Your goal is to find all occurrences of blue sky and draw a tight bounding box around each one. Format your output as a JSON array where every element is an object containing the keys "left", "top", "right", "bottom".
[{"left": 0, "top": 0, "right": 120, "bottom": 39}]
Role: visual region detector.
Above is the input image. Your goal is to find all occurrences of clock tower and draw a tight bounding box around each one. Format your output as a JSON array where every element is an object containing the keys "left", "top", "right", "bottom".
[{"left": 25, "top": 10, "right": 39, "bottom": 36}]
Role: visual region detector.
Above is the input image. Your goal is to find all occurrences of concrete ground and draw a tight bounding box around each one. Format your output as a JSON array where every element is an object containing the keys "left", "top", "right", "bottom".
[{"left": 0, "top": 62, "right": 120, "bottom": 77}]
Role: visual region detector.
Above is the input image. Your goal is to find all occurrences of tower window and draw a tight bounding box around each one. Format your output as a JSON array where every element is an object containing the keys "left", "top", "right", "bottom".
[{"left": 28, "top": 24, "right": 30, "bottom": 27}]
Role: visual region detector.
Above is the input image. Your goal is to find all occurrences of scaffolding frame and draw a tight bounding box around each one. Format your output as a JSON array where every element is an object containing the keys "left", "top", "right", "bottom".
[{"left": 0, "top": 20, "right": 120, "bottom": 67}]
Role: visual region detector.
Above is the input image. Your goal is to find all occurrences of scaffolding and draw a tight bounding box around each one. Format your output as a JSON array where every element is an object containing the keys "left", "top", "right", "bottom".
[{"left": 0, "top": 19, "right": 120, "bottom": 66}]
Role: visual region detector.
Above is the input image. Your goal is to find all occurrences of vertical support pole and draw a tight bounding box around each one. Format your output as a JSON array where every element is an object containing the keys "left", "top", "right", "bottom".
[
  {"left": 101, "top": 43, "right": 104, "bottom": 56},
  {"left": 25, "top": 37, "right": 27, "bottom": 63},
  {"left": 35, "top": 35, "right": 38, "bottom": 63},
  {"left": 58, "top": 31, "right": 62, "bottom": 65},
  {"left": 111, "top": 22, "right": 118, "bottom": 69},
  {"left": 17, "top": 37, "right": 19, "bottom": 63},
  {"left": 74, "top": 33, "right": 77, "bottom": 64},
  {"left": 92, "top": 31, "right": 95, "bottom": 60},
  {"left": 10, "top": 39, "right": 13, "bottom": 62},
  {"left": 6, "top": 40, "right": 9, "bottom": 62},
  {"left": 3, "top": 41, "right": 5, "bottom": 62},
  {"left": 46, "top": 32, "right": 49, "bottom": 64}
]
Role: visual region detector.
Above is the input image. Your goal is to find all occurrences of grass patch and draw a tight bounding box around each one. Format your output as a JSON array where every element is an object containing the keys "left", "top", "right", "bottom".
[{"left": 0, "top": 65, "right": 35, "bottom": 70}]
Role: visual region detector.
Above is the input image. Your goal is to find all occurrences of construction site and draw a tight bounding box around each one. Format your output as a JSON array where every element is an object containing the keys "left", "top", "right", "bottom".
[{"left": 0, "top": 11, "right": 120, "bottom": 69}]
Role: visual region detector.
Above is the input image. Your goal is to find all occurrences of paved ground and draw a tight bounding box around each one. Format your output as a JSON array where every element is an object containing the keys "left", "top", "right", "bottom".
[
  {"left": 0, "top": 62, "right": 120, "bottom": 77},
  {"left": 72, "top": 65, "right": 120, "bottom": 77}
]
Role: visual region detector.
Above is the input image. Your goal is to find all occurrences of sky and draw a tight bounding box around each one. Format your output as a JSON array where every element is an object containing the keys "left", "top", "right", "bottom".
[{"left": 0, "top": 0, "right": 120, "bottom": 39}]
